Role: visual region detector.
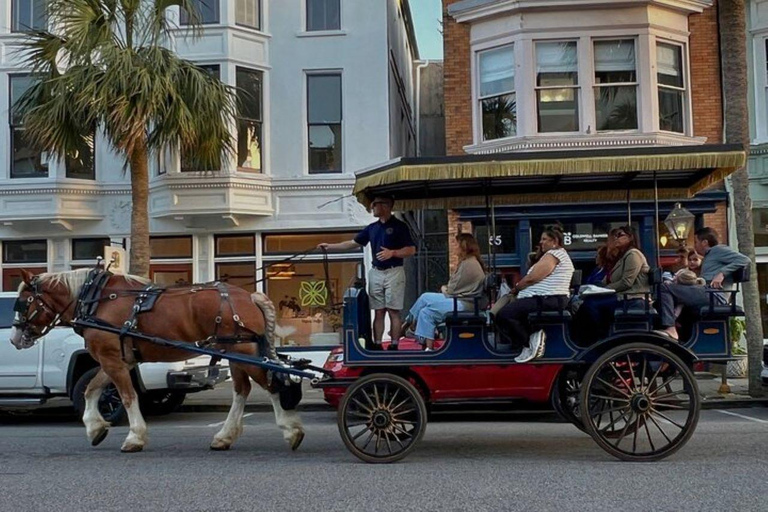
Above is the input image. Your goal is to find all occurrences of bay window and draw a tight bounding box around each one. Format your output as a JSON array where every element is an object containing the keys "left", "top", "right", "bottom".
[
  {"left": 478, "top": 45, "right": 516, "bottom": 141},
  {"left": 236, "top": 68, "right": 263, "bottom": 172},
  {"left": 594, "top": 39, "right": 638, "bottom": 131},
  {"left": 9, "top": 75, "right": 48, "bottom": 178},
  {"left": 656, "top": 42, "right": 686, "bottom": 134}
]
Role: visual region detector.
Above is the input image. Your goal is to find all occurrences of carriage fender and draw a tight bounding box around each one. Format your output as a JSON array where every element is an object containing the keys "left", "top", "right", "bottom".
[{"left": 575, "top": 333, "right": 698, "bottom": 366}]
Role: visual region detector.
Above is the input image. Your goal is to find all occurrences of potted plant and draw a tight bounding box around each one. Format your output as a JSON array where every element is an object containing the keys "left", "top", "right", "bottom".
[{"left": 727, "top": 317, "right": 748, "bottom": 378}]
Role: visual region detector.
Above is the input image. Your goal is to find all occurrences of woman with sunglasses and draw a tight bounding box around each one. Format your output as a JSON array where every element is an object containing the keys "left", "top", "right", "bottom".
[{"left": 574, "top": 225, "right": 650, "bottom": 344}]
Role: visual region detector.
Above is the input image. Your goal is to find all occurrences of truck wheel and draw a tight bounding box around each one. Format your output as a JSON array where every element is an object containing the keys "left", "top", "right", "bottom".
[
  {"left": 140, "top": 390, "right": 186, "bottom": 416},
  {"left": 72, "top": 367, "right": 127, "bottom": 426}
]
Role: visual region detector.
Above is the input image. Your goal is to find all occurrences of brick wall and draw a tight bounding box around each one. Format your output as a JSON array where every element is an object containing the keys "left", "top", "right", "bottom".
[
  {"left": 689, "top": 0, "right": 723, "bottom": 144},
  {"left": 443, "top": 0, "right": 473, "bottom": 156},
  {"left": 703, "top": 202, "right": 728, "bottom": 243}
]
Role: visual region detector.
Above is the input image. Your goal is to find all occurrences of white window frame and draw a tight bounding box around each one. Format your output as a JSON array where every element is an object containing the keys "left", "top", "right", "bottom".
[
  {"left": 655, "top": 39, "right": 689, "bottom": 136},
  {"left": 235, "top": 0, "right": 261, "bottom": 30},
  {"left": 476, "top": 44, "right": 517, "bottom": 142},
  {"left": 592, "top": 37, "right": 640, "bottom": 133},
  {"left": 534, "top": 39, "right": 582, "bottom": 135},
  {"left": 213, "top": 233, "right": 257, "bottom": 291},
  {"left": 304, "top": 69, "right": 344, "bottom": 175},
  {"left": 0, "top": 239, "right": 50, "bottom": 291},
  {"left": 70, "top": 237, "right": 116, "bottom": 269},
  {"left": 753, "top": 35, "right": 768, "bottom": 144},
  {"left": 303, "top": 0, "right": 342, "bottom": 33}
]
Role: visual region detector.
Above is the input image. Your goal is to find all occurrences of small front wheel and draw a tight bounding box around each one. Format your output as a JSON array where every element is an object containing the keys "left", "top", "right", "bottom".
[
  {"left": 580, "top": 342, "right": 700, "bottom": 462},
  {"left": 338, "top": 373, "right": 427, "bottom": 463}
]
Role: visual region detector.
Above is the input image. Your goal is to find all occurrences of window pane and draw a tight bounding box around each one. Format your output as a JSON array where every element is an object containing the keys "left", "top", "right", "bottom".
[
  {"left": 72, "top": 238, "right": 110, "bottom": 261},
  {"left": 11, "top": 129, "right": 48, "bottom": 178},
  {"left": 12, "top": 0, "right": 47, "bottom": 32},
  {"left": 307, "top": 0, "right": 340, "bottom": 31},
  {"left": 536, "top": 41, "right": 578, "bottom": 86},
  {"left": 537, "top": 89, "right": 579, "bottom": 132},
  {"left": 309, "top": 124, "right": 342, "bottom": 173},
  {"left": 268, "top": 261, "right": 359, "bottom": 347},
  {"left": 235, "top": 0, "right": 260, "bottom": 29},
  {"left": 10, "top": 75, "right": 36, "bottom": 126},
  {"left": 3, "top": 240, "right": 47, "bottom": 264},
  {"left": 657, "top": 43, "right": 683, "bottom": 88},
  {"left": 180, "top": 0, "right": 220, "bottom": 25},
  {"left": 595, "top": 85, "right": 637, "bottom": 131},
  {"left": 237, "top": 120, "right": 262, "bottom": 171},
  {"left": 308, "top": 75, "right": 342, "bottom": 124},
  {"left": 151, "top": 264, "right": 193, "bottom": 286},
  {"left": 236, "top": 68, "right": 262, "bottom": 121},
  {"left": 659, "top": 88, "right": 684, "bottom": 133},
  {"left": 264, "top": 232, "right": 361, "bottom": 253},
  {"left": 479, "top": 45, "right": 515, "bottom": 97},
  {"left": 215, "top": 235, "right": 255, "bottom": 257},
  {"left": 216, "top": 262, "right": 255, "bottom": 292},
  {"left": 65, "top": 134, "right": 95, "bottom": 179},
  {"left": 482, "top": 93, "right": 517, "bottom": 140},
  {"left": 754, "top": 208, "right": 768, "bottom": 247},
  {"left": 594, "top": 40, "right": 636, "bottom": 84},
  {"left": 150, "top": 236, "right": 193, "bottom": 259}
]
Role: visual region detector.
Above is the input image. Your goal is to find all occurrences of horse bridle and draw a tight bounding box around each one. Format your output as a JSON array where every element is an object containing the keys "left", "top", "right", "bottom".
[{"left": 13, "top": 277, "right": 74, "bottom": 339}]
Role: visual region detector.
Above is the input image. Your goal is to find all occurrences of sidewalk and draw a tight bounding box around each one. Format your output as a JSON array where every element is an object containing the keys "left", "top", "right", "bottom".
[{"left": 181, "top": 373, "right": 768, "bottom": 413}]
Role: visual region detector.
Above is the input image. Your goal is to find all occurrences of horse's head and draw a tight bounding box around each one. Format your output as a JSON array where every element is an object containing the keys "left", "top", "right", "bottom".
[{"left": 10, "top": 269, "right": 74, "bottom": 350}]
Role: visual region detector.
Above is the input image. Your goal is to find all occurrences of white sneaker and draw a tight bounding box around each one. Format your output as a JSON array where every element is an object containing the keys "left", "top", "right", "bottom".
[
  {"left": 529, "top": 330, "right": 547, "bottom": 359},
  {"left": 514, "top": 346, "right": 534, "bottom": 363}
]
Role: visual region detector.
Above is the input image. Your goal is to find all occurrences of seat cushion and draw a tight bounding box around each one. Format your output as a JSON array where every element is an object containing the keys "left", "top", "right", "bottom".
[
  {"left": 614, "top": 307, "right": 657, "bottom": 319},
  {"left": 699, "top": 305, "right": 744, "bottom": 316}
]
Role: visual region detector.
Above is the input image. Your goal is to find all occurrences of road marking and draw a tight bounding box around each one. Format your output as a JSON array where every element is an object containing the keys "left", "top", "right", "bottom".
[
  {"left": 716, "top": 410, "right": 768, "bottom": 424},
  {"left": 206, "top": 412, "right": 254, "bottom": 428}
]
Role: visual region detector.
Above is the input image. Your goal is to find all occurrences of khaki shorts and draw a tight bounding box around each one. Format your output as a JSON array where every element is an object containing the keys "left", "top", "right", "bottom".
[{"left": 368, "top": 266, "right": 405, "bottom": 311}]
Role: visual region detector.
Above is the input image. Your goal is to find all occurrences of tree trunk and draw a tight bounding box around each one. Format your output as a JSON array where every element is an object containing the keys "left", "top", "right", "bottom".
[
  {"left": 128, "top": 138, "right": 151, "bottom": 278},
  {"left": 719, "top": 0, "right": 766, "bottom": 397}
]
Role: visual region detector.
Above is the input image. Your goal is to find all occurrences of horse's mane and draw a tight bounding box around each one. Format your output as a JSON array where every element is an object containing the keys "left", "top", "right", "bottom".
[{"left": 25, "top": 269, "right": 151, "bottom": 300}]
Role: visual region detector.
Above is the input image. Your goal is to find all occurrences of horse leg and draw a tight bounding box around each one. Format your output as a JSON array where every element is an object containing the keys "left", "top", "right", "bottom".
[
  {"left": 268, "top": 392, "right": 305, "bottom": 451},
  {"left": 82, "top": 368, "right": 111, "bottom": 446},
  {"left": 103, "top": 364, "right": 147, "bottom": 453},
  {"left": 211, "top": 364, "right": 251, "bottom": 451}
]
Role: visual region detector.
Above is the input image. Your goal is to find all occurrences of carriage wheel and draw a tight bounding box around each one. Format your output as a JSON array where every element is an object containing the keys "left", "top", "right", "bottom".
[
  {"left": 338, "top": 373, "right": 427, "bottom": 464},
  {"left": 580, "top": 342, "right": 700, "bottom": 462},
  {"left": 552, "top": 367, "right": 587, "bottom": 433}
]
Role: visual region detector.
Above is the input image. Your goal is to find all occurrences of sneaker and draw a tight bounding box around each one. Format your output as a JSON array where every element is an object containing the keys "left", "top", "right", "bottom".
[
  {"left": 514, "top": 346, "right": 534, "bottom": 363},
  {"left": 386, "top": 343, "right": 399, "bottom": 351},
  {"left": 530, "top": 330, "right": 547, "bottom": 359}
]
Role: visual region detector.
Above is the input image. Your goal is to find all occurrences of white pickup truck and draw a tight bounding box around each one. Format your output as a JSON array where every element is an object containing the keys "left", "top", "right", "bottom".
[{"left": 0, "top": 292, "right": 228, "bottom": 422}]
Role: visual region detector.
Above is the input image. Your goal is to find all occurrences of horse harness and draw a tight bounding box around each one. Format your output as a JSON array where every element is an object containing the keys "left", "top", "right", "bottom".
[
  {"left": 13, "top": 276, "right": 74, "bottom": 337},
  {"left": 72, "top": 268, "right": 269, "bottom": 363}
]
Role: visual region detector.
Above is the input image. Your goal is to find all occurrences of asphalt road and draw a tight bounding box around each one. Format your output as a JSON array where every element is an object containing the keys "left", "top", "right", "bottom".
[{"left": 1, "top": 407, "right": 767, "bottom": 512}]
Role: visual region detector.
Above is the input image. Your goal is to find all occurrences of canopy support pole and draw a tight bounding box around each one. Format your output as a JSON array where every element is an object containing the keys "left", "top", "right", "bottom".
[
  {"left": 654, "top": 171, "right": 661, "bottom": 268},
  {"left": 626, "top": 188, "right": 632, "bottom": 225}
]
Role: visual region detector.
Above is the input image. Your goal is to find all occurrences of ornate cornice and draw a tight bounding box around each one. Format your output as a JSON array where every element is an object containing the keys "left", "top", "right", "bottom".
[{"left": 464, "top": 133, "right": 707, "bottom": 155}]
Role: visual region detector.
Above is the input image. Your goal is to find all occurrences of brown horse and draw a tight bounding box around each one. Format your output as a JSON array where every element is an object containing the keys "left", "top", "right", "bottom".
[{"left": 9, "top": 268, "right": 304, "bottom": 453}]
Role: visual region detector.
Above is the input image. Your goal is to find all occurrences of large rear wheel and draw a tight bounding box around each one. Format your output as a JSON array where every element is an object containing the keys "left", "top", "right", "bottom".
[
  {"left": 337, "top": 373, "right": 427, "bottom": 464},
  {"left": 580, "top": 342, "right": 700, "bottom": 462}
]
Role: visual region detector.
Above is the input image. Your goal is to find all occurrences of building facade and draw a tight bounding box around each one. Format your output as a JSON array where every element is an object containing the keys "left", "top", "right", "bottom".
[
  {"left": 0, "top": 0, "right": 419, "bottom": 355},
  {"left": 442, "top": 0, "right": 730, "bottom": 280}
]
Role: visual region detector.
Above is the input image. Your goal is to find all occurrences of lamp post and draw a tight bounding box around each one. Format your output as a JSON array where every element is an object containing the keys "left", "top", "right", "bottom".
[{"left": 663, "top": 203, "right": 695, "bottom": 246}]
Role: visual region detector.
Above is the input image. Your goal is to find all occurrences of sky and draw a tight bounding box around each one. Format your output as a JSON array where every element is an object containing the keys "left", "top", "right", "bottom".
[{"left": 411, "top": 0, "right": 443, "bottom": 60}]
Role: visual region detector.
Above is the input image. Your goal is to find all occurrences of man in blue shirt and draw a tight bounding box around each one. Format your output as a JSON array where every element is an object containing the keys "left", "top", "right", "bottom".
[
  {"left": 656, "top": 227, "right": 751, "bottom": 340},
  {"left": 318, "top": 196, "right": 416, "bottom": 350}
]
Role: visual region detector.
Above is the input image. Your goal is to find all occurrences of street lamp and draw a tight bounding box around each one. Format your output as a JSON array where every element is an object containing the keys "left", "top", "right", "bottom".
[{"left": 664, "top": 203, "right": 695, "bottom": 245}]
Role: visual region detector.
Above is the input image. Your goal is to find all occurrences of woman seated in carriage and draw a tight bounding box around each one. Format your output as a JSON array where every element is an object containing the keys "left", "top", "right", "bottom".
[
  {"left": 495, "top": 225, "right": 574, "bottom": 363},
  {"left": 573, "top": 225, "right": 651, "bottom": 344},
  {"left": 402, "top": 233, "right": 485, "bottom": 351}
]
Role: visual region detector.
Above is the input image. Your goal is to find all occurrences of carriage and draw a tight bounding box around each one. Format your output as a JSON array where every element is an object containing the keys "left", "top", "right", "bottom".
[{"left": 314, "top": 144, "right": 750, "bottom": 463}]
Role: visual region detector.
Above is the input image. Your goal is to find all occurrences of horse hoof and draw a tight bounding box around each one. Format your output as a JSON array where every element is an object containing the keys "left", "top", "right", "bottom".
[
  {"left": 290, "top": 431, "right": 305, "bottom": 451},
  {"left": 210, "top": 440, "right": 231, "bottom": 451},
  {"left": 91, "top": 429, "right": 109, "bottom": 447},
  {"left": 120, "top": 443, "right": 144, "bottom": 453}
]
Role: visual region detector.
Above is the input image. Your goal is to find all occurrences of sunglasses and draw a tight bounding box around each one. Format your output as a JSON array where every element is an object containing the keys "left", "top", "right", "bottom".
[{"left": 613, "top": 232, "right": 628, "bottom": 239}]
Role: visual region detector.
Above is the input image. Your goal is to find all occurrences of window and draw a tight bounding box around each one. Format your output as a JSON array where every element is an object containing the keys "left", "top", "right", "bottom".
[
  {"left": 306, "top": 0, "right": 340, "bottom": 31},
  {"left": 594, "top": 39, "right": 638, "bottom": 131},
  {"left": 535, "top": 41, "right": 580, "bottom": 133},
  {"left": 307, "top": 74, "right": 342, "bottom": 173},
  {"left": 180, "top": 0, "right": 219, "bottom": 25},
  {"left": 264, "top": 233, "right": 363, "bottom": 347},
  {"left": 753, "top": 208, "right": 768, "bottom": 247},
  {"left": 2, "top": 239, "right": 47, "bottom": 291},
  {"left": 657, "top": 42, "right": 685, "bottom": 134},
  {"left": 150, "top": 236, "right": 193, "bottom": 286},
  {"left": 12, "top": 0, "right": 47, "bottom": 32},
  {"left": 214, "top": 234, "right": 256, "bottom": 292},
  {"left": 65, "top": 133, "right": 95, "bottom": 179},
  {"left": 9, "top": 75, "right": 48, "bottom": 178},
  {"left": 72, "top": 238, "right": 110, "bottom": 262},
  {"left": 181, "top": 65, "right": 221, "bottom": 172},
  {"left": 236, "top": 68, "right": 263, "bottom": 172},
  {"left": 478, "top": 45, "right": 516, "bottom": 141},
  {"left": 236, "top": 0, "right": 260, "bottom": 29}
]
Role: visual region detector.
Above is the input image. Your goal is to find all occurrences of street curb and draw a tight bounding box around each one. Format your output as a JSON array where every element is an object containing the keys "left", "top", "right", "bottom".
[{"left": 700, "top": 397, "right": 768, "bottom": 410}]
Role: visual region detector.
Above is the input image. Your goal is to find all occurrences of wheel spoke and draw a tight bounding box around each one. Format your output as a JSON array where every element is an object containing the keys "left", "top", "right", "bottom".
[
  {"left": 390, "top": 397, "right": 411, "bottom": 414},
  {"left": 592, "top": 404, "right": 631, "bottom": 417},
  {"left": 608, "top": 362, "right": 632, "bottom": 393},
  {"left": 631, "top": 414, "right": 641, "bottom": 453},
  {"left": 598, "top": 407, "right": 632, "bottom": 434},
  {"left": 612, "top": 411, "right": 636, "bottom": 447},
  {"left": 391, "top": 408, "right": 416, "bottom": 419},
  {"left": 595, "top": 375, "right": 631, "bottom": 398},
  {"left": 382, "top": 430, "right": 393, "bottom": 455},
  {"left": 374, "top": 430, "right": 382, "bottom": 454},
  {"left": 650, "top": 409, "right": 686, "bottom": 430},
  {"left": 590, "top": 393, "right": 630, "bottom": 403},
  {"left": 387, "top": 388, "right": 401, "bottom": 409},
  {"left": 652, "top": 389, "right": 690, "bottom": 401},
  {"left": 643, "top": 415, "right": 656, "bottom": 452},
  {"left": 639, "top": 355, "right": 648, "bottom": 393},
  {"left": 373, "top": 384, "right": 382, "bottom": 409},
  {"left": 656, "top": 374, "right": 681, "bottom": 393},
  {"left": 351, "top": 397, "right": 373, "bottom": 414},
  {"left": 390, "top": 429, "right": 407, "bottom": 450},
  {"left": 627, "top": 355, "right": 638, "bottom": 389},
  {"left": 362, "top": 387, "right": 377, "bottom": 410},
  {"left": 647, "top": 413, "right": 673, "bottom": 444},
  {"left": 652, "top": 401, "right": 690, "bottom": 411},
  {"left": 347, "top": 410, "right": 371, "bottom": 420},
  {"left": 360, "top": 430, "right": 376, "bottom": 450},
  {"left": 351, "top": 426, "right": 372, "bottom": 441}
]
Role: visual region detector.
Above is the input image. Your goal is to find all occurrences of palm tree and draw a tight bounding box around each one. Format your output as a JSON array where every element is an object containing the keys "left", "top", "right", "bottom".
[
  {"left": 718, "top": 0, "right": 766, "bottom": 397},
  {"left": 16, "top": 0, "right": 238, "bottom": 277}
]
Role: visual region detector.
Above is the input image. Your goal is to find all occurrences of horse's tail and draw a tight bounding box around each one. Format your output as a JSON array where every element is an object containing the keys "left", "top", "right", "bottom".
[{"left": 250, "top": 292, "right": 279, "bottom": 361}]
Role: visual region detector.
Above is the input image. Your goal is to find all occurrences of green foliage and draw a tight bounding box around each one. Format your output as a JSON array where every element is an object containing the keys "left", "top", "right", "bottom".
[
  {"left": 14, "top": 0, "right": 238, "bottom": 167},
  {"left": 729, "top": 317, "right": 747, "bottom": 355}
]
